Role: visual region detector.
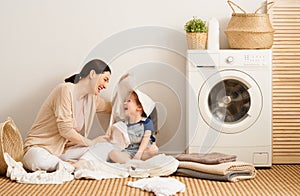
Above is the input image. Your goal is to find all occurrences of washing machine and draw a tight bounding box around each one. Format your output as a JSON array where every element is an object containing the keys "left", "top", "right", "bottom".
[{"left": 186, "top": 49, "right": 272, "bottom": 167}]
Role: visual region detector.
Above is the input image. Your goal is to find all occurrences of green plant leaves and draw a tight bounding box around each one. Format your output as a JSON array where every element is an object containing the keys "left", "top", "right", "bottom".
[{"left": 184, "top": 16, "right": 207, "bottom": 33}]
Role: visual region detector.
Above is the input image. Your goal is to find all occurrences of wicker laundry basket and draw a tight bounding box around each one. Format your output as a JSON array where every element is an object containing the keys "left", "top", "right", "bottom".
[
  {"left": 0, "top": 117, "right": 24, "bottom": 175},
  {"left": 225, "top": 1, "right": 274, "bottom": 49}
]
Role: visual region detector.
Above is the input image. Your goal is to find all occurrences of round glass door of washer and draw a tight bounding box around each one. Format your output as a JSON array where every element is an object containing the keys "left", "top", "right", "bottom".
[{"left": 198, "top": 70, "right": 262, "bottom": 134}]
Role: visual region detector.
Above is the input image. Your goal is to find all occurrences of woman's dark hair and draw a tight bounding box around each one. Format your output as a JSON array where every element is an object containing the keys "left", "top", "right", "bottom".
[{"left": 65, "top": 59, "right": 111, "bottom": 84}]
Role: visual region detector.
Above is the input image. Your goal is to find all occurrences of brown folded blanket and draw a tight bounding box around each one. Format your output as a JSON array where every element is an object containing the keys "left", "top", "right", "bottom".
[{"left": 175, "top": 152, "right": 237, "bottom": 164}]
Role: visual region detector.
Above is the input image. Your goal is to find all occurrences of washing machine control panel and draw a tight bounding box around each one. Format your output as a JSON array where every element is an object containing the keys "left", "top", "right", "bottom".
[
  {"left": 225, "top": 55, "right": 266, "bottom": 66},
  {"left": 222, "top": 50, "right": 271, "bottom": 67},
  {"left": 186, "top": 50, "right": 272, "bottom": 68},
  {"left": 243, "top": 54, "right": 267, "bottom": 65}
]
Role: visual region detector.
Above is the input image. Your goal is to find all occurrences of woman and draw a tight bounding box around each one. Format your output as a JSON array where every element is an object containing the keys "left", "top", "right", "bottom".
[{"left": 23, "top": 59, "right": 112, "bottom": 172}]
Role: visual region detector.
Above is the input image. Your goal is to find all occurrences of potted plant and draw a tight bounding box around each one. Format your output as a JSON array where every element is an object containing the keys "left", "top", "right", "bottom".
[{"left": 184, "top": 16, "right": 208, "bottom": 49}]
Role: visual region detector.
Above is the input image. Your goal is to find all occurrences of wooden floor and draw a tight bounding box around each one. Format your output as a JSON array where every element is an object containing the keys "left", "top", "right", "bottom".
[{"left": 0, "top": 164, "right": 299, "bottom": 195}]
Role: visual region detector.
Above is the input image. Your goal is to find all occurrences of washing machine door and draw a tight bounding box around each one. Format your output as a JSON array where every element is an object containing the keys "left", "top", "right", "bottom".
[{"left": 198, "top": 69, "right": 262, "bottom": 133}]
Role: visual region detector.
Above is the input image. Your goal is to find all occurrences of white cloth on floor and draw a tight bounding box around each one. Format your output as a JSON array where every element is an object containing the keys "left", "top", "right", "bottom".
[
  {"left": 81, "top": 142, "right": 119, "bottom": 161},
  {"left": 74, "top": 154, "right": 179, "bottom": 180},
  {"left": 74, "top": 159, "right": 129, "bottom": 180},
  {"left": 125, "top": 153, "right": 179, "bottom": 178},
  {"left": 4, "top": 153, "right": 73, "bottom": 184},
  {"left": 75, "top": 152, "right": 129, "bottom": 180},
  {"left": 127, "top": 176, "right": 185, "bottom": 196}
]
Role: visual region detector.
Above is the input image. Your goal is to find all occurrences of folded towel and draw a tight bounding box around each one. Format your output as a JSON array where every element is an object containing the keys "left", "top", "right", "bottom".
[
  {"left": 175, "top": 168, "right": 254, "bottom": 182},
  {"left": 175, "top": 152, "right": 237, "bottom": 164},
  {"left": 178, "top": 161, "right": 256, "bottom": 182}
]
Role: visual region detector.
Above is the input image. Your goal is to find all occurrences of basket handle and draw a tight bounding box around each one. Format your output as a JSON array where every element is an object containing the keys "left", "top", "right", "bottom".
[
  {"left": 254, "top": 1, "right": 275, "bottom": 14},
  {"left": 227, "top": 0, "right": 247, "bottom": 14}
]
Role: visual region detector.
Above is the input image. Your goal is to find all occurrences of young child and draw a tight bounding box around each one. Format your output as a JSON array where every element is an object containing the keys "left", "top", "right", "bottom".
[{"left": 108, "top": 90, "right": 159, "bottom": 163}]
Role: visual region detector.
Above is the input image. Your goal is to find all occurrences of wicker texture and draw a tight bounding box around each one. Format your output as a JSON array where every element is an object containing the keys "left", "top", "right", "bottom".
[
  {"left": 0, "top": 117, "right": 24, "bottom": 175},
  {"left": 186, "top": 32, "right": 207, "bottom": 49},
  {"left": 225, "top": 1, "right": 274, "bottom": 49}
]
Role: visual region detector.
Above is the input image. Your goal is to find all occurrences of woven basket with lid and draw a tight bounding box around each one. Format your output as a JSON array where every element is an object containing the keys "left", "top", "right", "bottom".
[{"left": 0, "top": 117, "right": 24, "bottom": 175}]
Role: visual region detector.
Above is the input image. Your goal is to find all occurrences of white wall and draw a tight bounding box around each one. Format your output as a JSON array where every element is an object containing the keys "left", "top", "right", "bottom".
[{"left": 0, "top": 0, "right": 265, "bottom": 147}]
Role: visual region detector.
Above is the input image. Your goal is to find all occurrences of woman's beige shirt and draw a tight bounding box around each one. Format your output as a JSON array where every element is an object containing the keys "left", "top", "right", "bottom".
[{"left": 24, "top": 83, "right": 111, "bottom": 156}]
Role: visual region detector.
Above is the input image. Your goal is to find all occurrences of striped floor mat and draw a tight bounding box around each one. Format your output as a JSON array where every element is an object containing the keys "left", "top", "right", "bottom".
[{"left": 0, "top": 164, "right": 299, "bottom": 195}]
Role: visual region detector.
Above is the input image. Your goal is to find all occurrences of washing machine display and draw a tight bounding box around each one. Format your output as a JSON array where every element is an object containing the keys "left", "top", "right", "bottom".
[{"left": 187, "top": 50, "right": 272, "bottom": 167}]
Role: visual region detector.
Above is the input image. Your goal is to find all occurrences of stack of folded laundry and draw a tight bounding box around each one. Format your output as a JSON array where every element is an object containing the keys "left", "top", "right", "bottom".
[{"left": 174, "top": 152, "right": 256, "bottom": 182}]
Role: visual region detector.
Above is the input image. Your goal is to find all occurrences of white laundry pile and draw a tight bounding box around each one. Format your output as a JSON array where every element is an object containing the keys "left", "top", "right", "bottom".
[
  {"left": 4, "top": 151, "right": 179, "bottom": 183},
  {"left": 74, "top": 154, "right": 129, "bottom": 180},
  {"left": 127, "top": 176, "right": 185, "bottom": 196},
  {"left": 125, "top": 153, "right": 179, "bottom": 178},
  {"left": 81, "top": 142, "right": 119, "bottom": 162},
  {"left": 75, "top": 153, "right": 179, "bottom": 180},
  {"left": 4, "top": 153, "right": 73, "bottom": 184}
]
